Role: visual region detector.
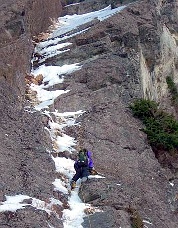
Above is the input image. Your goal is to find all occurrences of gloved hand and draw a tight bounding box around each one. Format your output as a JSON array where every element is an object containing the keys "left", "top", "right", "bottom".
[{"left": 89, "top": 167, "right": 98, "bottom": 175}]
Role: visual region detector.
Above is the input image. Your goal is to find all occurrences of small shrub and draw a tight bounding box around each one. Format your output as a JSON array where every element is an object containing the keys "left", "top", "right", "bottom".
[
  {"left": 129, "top": 99, "right": 158, "bottom": 120},
  {"left": 130, "top": 99, "right": 178, "bottom": 153}
]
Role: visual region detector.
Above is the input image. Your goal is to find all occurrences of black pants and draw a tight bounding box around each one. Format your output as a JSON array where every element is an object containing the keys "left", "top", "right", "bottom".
[{"left": 72, "top": 164, "right": 89, "bottom": 182}]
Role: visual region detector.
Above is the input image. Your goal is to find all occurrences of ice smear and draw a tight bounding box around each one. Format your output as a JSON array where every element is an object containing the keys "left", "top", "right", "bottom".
[
  {"left": 53, "top": 179, "right": 68, "bottom": 194},
  {"left": 52, "top": 5, "right": 126, "bottom": 38},
  {"left": 32, "top": 64, "right": 82, "bottom": 89},
  {"left": 0, "top": 195, "right": 62, "bottom": 215},
  {"left": 63, "top": 191, "right": 86, "bottom": 228},
  {"left": 0, "top": 195, "right": 30, "bottom": 212}
]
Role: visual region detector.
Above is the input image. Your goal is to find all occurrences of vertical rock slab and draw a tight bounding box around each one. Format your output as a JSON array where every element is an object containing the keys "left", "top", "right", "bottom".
[{"left": 0, "top": 0, "right": 62, "bottom": 97}]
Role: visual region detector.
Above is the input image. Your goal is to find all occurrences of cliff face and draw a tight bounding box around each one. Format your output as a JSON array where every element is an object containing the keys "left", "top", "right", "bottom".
[
  {"left": 0, "top": 0, "right": 62, "bottom": 97},
  {"left": 0, "top": 1, "right": 64, "bottom": 227},
  {"left": 140, "top": 0, "right": 178, "bottom": 107}
]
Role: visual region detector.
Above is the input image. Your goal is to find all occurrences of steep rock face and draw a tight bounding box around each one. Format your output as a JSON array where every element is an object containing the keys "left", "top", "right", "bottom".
[
  {"left": 0, "top": 0, "right": 62, "bottom": 97},
  {"left": 0, "top": 80, "right": 63, "bottom": 227},
  {"left": 0, "top": 1, "right": 65, "bottom": 227},
  {"left": 78, "top": 102, "right": 177, "bottom": 228},
  {"left": 53, "top": 0, "right": 178, "bottom": 112}
]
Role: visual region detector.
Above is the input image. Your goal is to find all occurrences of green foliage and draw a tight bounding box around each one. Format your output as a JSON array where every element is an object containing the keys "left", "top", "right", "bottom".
[
  {"left": 130, "top": 99, "right": 178, "bottom": 152},
  {"left": 166, "top": 76, "right": 178, "bottom": 105},
  {"left": 129, "top": 99, "right": 158, "bottom": 119}
]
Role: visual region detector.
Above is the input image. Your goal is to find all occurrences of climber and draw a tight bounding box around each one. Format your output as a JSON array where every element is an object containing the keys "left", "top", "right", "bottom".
[{"left": 70, "top": 148, "right": 97, "bottom": 190}]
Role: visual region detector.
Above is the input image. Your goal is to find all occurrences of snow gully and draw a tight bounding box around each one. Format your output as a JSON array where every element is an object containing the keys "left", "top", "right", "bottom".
[{"left": 30, "top": 4, "right": 126, "bottom": 228}]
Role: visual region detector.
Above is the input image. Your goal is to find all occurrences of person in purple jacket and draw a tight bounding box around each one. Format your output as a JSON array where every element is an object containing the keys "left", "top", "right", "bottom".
[{"left": 70, "top": 148, "right": 94, "bottom": 189}]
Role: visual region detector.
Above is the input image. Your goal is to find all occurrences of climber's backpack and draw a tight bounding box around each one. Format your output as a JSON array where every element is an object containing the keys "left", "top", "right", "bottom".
[{"left": 77, "top": 150, "right": 88, "bottom": 167}]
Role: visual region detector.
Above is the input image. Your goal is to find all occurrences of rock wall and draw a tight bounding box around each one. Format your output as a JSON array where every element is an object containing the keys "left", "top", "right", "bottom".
[
  {"left": 0, "top": 0, "right": 62, "bottom": 98},
  {"left": 62, "top": 0, "right": 136, "bottom": 15},
  {"left": 140, "top": 0, "right": 178, "bottom": 106},
  {"left": 0, "top": 80, "right": 61, "bottom": 227},
  {"left": 0, "top": 1, "right": 64, "bottom": 227}
]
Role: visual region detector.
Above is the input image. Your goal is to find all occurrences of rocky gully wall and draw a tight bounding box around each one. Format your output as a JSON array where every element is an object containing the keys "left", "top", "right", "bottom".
[{"left": 0, "top": 0, "right": 62, "bottom": 98}]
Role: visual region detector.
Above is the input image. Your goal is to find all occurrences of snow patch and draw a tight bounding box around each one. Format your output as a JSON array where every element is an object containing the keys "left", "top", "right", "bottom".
[
  {"left": 32, "top": 64, "right": 82, "bottom": 89},
  {"left": 0, "top": 195, "right": 62, "bottom": 215},
  {"left": 143, "top": 219, "right": 153, "bottom": 225},
  {"left": 53, "top": 157, "right": 75, "bottom": 179},
  {"left": 31, "top": 83, "right": 69, "bottom": 110},
  {"left": 52, "top": 110, "right": 85, "bottom": 117},
  {"left": 36, "top": 28, "right": 90, "bottom": 51},
  {"left": 56, "top": 133, "right": 76, "bottom": 152},
  {"left": 31, "top": 198, "right": 62, "bottom": 214},
  {"left": 37, "top": 42, "right": 72, "bottom": 55},
  {"left": 88, "top": 174, "right": 105, "bottom": 179},
  {"left": 52, "top": 5, "right": 126, "bottom": 38},
  {"left": 31, "top": 84, "right": 69, "bottom": 102},
  {"left": 169, "top": 182, "right": 174, "bottom": 187},
  {"left": 0, "top": 195, "right": 30, "bottom": 212},
  {"left": 63, "top": 191, "right": 86, "bottom": 228},
  {"left": 53, "top": 179, "right": 68, "bottom": 194}
]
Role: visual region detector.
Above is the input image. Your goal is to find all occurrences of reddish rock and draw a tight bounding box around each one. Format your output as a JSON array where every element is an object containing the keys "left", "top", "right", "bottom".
[{"left": 51, "top": 204, "right": 63, "bottom": 218}]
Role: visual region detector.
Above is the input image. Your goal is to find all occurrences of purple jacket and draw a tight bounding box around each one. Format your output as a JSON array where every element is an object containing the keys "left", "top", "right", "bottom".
[
  {"left": 75, "top": 150, "right": 94, "bottom": 168},
  {"left": 87, "top": 150, "right": 94, "bottom": 168}
]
